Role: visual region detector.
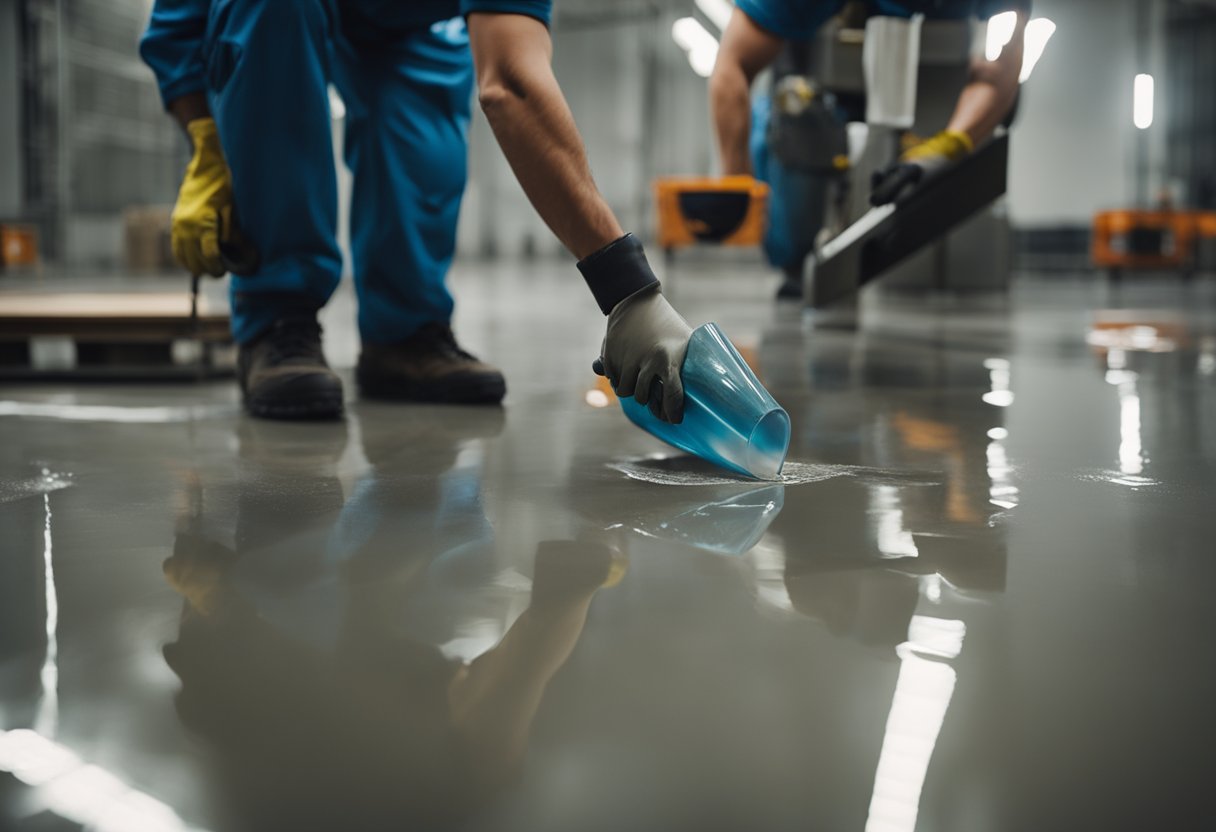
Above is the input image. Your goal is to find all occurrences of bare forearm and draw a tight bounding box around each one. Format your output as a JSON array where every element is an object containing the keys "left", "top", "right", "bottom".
[
  {"left": 945, "top": 15, "right": 1025, "bottom": 145},
  {"left": 945, "top": 80, "right": 1015, "bottom": 146},
  {"left": 710, "top": 63, "right": 754, "bottom": 176},
  {"left": 709, "top": 9, "right": 783, "bottom": 177},
  {"left": 468, "top": 14, "right": 622, "bottom": 259}
]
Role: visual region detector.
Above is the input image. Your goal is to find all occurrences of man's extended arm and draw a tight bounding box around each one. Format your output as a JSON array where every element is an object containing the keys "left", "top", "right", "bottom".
[
  {"left": 870, "top": 10, "right": 1028, "bottom": 205},
  {"left": 709, "top": 8, "right": 784, "bottom": 176},
  {"left": 944, "top": 11, "right": 1027, "bottom": 146},
  {"left": 466, "top": 12, "right": 623, "bottom": 259},
  {"left": 466, "top": 12, "right": 693, "bottom": 424}
]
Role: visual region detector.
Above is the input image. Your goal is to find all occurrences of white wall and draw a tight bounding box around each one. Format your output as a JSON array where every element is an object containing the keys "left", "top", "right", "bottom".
[
  {"left": 460, "top": 1, "right": 1167, "bottom": 243},
  {"left": 1008, "top": 0, "right": 1167, "bottom": 226},
  {"left": 0, "top": 0, "right": 22, "bottom": 218},
  {"left": 457, "top": 13, "right": 717, "bottom": 257}
]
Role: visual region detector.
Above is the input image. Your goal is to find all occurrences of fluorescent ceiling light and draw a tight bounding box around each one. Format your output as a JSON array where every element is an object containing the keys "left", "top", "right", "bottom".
[
  {"left": 695, "top": 0, "right": 733, "bottom": 31},
  {"left": 672, "top": 16, "right": 719, "bottom": 78},
  {"left": 987, "top": 13, "right": 1056, "bottom": 83},
  {"left": 1134, "top": 73, "right": 1154, "bottom": 129},
  {"left": 1019, "top": 18, "right": 1055, "bottom": 82},
  {"left": 985, "top": 11, "right": 1017, "bottom": 61}
]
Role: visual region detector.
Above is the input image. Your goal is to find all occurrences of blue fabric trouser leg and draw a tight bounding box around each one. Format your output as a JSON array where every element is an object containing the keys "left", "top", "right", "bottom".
[
  {"left": 750, "top": 95, "right": 826, "bottom": 274},
  {"left": 332, "top": 17, "right": 473, "bottom": 345},
  {"left": 203, "top": 0, "right": 344, "bottom": 344}
]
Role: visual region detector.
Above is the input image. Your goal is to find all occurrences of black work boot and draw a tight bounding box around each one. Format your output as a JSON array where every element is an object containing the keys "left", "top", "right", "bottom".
[
  {"left": 776, "top": 264, "right": 804, "bottom": 301},
  {"left": 356, "top": 322, "right": 506, "bottom": 405},
  {"left": 238, "top": 318, "right": 344, "bottom": 420}
]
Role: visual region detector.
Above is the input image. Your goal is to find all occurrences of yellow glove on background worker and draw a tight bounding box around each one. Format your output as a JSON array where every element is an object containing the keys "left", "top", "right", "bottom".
[
  {"left": 870, "top": 129, "right": 974, "bottom": 206},
  {"left": 172, "top": 118, "right": 235, "bottom": 277}
]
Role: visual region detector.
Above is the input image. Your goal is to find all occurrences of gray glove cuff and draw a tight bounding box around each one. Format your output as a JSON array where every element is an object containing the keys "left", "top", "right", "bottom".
[{"left": 577, "top": 233, "right": 660, "bottom": 315}]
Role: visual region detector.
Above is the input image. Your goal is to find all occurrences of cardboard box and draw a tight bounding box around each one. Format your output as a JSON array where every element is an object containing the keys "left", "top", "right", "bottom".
[
  {"left": 0, "top": 224, "right": 39, "bottom": 270},
  {"left": 123, "top": 205, "right": 175, "bottom": 272}
]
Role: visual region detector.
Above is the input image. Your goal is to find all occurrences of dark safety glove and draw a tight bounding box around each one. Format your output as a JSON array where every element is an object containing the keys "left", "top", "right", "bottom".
[
  {"left": 578, "top": 234, "right": 692, "bottom": 424},
  {"left": 870, "top": 129, "right": 974, "bottom": 206}
]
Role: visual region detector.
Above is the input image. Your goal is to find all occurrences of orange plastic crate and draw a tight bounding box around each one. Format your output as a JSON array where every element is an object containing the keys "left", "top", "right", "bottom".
[
  {"left": 654, "top": 176, "right": 769, "bottom": 249},
  {"left": 0, "top": 224, "right": 39, "bottom": 269},
  {"left": 1092, "top": 210, "right": 1204, "bottom": 269}
]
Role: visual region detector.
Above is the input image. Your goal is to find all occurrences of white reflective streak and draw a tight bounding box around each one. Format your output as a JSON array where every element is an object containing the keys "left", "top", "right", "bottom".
[
  {"left": 983, "top": 358, "right": 1014, "bottom": 407},
  {"left": 872, "top": 485, "right": 919, "bottom": 559},
  {"left": 0, "top": 401, "right": 234, "bottom": 423},
  {"left": 1118, "top": 379, "right": 1143, "bottom": 475},
  {"left": 34, "top": 493, "right": 58, "bottom": 738},
  {"left": 695, "top": 0, "right": 733, "bottom": 31},
  {"left": 905, "top": 615, "right": 965, "bottom": 659},
  {"left": 0, "top": 729, "right": 206, "bottom": 832},
  {"left": 1199, "top": 338, "right": 1216, "bottom": 375},
  {"left": 747, "top": 538, "right": 795, "bottom": 612},
  {"left": 987, "top": 436, "right": 1018, "bottom": 509},
  {"left": 1105, "top": 350, "right": 1145, "bottom": 475},
  {"left": 327, "top": 84, "right": 345, "bottom": 121},
  {"left": 865, "top": 618, "right": 965, "bottom": 832}
]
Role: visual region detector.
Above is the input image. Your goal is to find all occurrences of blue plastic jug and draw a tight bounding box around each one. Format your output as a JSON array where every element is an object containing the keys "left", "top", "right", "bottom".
[{"left": 618, "top": 323, "right": 791, "bottom": 480}]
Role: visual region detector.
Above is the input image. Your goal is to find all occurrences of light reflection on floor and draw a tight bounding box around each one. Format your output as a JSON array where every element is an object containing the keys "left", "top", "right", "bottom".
[{"left": 1, "top": 265, "right": 1215, "bottom": 831}]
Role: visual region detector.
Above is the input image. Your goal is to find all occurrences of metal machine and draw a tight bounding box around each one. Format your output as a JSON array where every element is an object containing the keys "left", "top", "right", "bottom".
[{"left": 765, "top": 12, "right": 1014, "bottom": 308}]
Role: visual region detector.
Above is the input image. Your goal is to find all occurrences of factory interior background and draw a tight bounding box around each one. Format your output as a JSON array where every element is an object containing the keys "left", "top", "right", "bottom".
[{"left": 2, "top": 0, "right": 1215, "bottom": 830}]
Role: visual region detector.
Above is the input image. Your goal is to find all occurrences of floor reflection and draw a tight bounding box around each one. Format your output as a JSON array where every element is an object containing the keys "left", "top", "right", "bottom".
[
  {"left": 1, "top": 271, "right": 1213, "bottom": 831},
  {"left": 163, "top": 415, "right": 622, "bottom": 829}
]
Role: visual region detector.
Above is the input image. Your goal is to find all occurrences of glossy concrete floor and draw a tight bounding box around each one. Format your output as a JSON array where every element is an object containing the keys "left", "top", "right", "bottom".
[{"left": 2, "top": 263, "right": 1215, "bottom": 832}]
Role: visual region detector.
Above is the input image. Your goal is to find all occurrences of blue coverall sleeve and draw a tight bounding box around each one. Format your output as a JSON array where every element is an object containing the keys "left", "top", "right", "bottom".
[
  {"left": 978, "top": 0, "right": 1032, "bottom": 15},
  {"left": 139, "top": 0, "right": 211, "bottom": 110},
  {"left": 735, "top": 0, "right": 846, "bottom": 40},
  {"left": 460, "top": 0, "right": 552, "bottom": 26}
]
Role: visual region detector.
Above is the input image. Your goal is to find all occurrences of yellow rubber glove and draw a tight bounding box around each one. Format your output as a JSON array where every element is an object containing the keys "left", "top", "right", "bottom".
[
  {"left": 902, "top": 129, "right": 974, "bottom": 165},
  {"left": 871, "top": 130, "right": 975, "bottom": 206},
  {"left": 171, "top": 117, "right": 234, "bottom": 277}
]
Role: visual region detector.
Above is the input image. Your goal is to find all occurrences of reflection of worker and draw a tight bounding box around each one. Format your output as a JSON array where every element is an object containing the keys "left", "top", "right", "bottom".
[
  {"left": 165, "top": 536, "right": 620, "bottom": 827},
  {"left": 164, "top": 417, "right": 624, "bottom": 827},
  {"left": 711, "top": 0, "right": 1029, "bottom": 206},
  {"left": 141, "top": 3, "right": 690, "bottom": 423}
]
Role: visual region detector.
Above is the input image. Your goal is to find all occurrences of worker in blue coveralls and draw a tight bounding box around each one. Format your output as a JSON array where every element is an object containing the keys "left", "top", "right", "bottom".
[
  {"left": 142, "top": 2, "right": 691, "bottom": 422},
  {"left": 710, "top": 0, "right": 1030, "bottom": 296},
  {"left": 748, "top": 41, "right": 843, "bottom": 300}
]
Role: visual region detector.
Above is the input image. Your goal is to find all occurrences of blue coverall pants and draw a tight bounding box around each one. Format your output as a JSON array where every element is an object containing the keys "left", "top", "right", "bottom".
[
  {"left": 750, "top": 95, "right": 827, "bottom": 276},
  {"left": 203, "top": 0, "right": 472, "bottom": 344}
]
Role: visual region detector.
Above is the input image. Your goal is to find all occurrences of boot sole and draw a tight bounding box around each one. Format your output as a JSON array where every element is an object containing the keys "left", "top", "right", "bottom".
[
  {"left": 241, "top": 373, "right": 345, "bottom": 421},
  {"left": 245, "top": 393, "right": 345, "bottom": 420},
  {"left": 356, "top": 372, "right": 506, "bottom": 405},
  {"left": 776, "top": 281, "right": 803, "bottom": 301}
]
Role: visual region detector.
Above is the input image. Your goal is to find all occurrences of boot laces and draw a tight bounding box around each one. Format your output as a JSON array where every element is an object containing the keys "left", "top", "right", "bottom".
[
  {"left": 265, "top": 319, "right": 324, "bottom": 365},
  {"left": 416, "top": 323, "right": 475, "bottom": 361}
]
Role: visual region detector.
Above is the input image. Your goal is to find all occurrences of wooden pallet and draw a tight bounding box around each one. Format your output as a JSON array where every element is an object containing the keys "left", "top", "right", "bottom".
[{"left": 0, "top": 290, "right": 234, "bottom": 380}]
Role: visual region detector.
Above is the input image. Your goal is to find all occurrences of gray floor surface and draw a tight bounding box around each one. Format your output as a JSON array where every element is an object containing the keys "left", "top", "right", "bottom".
[{"left": 2, "top": 261, "right": 1215, "bottom": 831}]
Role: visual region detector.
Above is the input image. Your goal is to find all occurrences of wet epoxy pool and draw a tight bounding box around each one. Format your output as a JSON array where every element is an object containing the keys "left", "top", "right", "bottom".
[{"left": 2, "top": 265, "right": 1215, "bottom": 831}]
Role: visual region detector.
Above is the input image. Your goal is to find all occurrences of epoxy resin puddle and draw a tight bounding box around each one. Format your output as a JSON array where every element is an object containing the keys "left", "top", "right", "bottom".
[{"left": 609, "top": 455, "right": 937, "bottom": 487}]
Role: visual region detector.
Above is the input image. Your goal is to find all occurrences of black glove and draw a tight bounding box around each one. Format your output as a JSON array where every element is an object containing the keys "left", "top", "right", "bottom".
[
  {"left": 870, "top": 162, "right": 926, "bottom": 206},
  {"left": 870, "top": 130, "right": 975, "bottom": 207}
]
